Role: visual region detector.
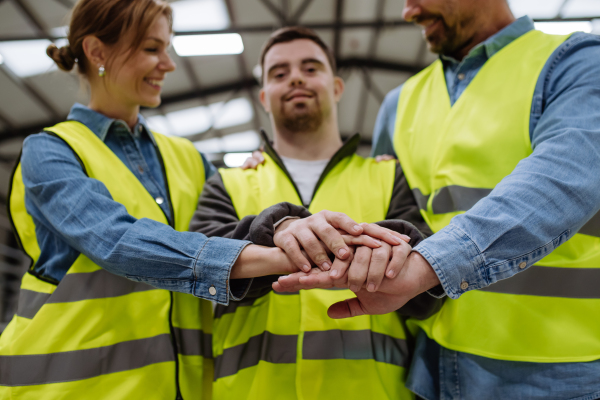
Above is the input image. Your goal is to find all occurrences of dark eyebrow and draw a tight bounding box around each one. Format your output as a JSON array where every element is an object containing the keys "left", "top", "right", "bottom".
[{"left": 267, "top": 62, "right": 289, "bottom": 76}]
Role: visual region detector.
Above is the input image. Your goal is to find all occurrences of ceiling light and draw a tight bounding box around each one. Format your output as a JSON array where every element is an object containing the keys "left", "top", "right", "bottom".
[
  {"left": 0, "top": 40, "right": 56, "bottom": 77},
  {"left": 223, "top": 152, "right": 253, "bottom": 168},
  {"left": 534, "top": 21, "right": 593, "bottom": 35},
  {"left": 171, "top": 0, "right": 230, "bottom": 32},
  {"left": 561, "top": 0, "right": 600, "bottom": 18},
  {"left": 165, "top": 105, "right": 212, "bottom": 137},
  {"left": 173, "top": 33, "right": 244, "bottom": 56},
  {"left": 145, "top": 115, "right": 173, "bottom": 136},
  {"left": 194, "top": 130, "right": 260, "bottom": 153}
]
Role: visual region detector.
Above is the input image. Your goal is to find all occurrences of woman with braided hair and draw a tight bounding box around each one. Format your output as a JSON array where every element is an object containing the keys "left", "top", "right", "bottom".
[{"left": 0, "top": 0, "right": 308, "bottom": 398}]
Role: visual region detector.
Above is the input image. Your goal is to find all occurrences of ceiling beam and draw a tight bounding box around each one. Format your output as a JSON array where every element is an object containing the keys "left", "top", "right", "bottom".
[
  {"left": 333, "top": 0, "right": 344, "bottom": 60},
  {"left": 256, "top": 0, "right": 287, "bottom": 25},
  {"left": 290, "top": 0, "right": 314, "bottom": 24}
]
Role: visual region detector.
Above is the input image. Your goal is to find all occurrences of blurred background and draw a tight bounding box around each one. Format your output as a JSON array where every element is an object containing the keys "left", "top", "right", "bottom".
[{"left": 0, "top": 0, "right": 598, "bottom": 331}]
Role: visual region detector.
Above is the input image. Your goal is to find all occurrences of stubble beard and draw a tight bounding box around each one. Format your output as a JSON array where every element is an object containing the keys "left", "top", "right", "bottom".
[{"left": 280, "top": 98, "right": 324, "bottom": 133}]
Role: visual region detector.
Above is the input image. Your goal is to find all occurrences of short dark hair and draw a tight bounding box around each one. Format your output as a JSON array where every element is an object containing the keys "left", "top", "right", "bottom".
[{"left": 259, "top": 26, "right": 336, "bottom": 82}]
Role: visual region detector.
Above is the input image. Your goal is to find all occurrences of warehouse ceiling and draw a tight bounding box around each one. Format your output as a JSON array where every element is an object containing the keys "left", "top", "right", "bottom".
[{"left": 0, "top": 0, "right": 599, "bottom": 205}]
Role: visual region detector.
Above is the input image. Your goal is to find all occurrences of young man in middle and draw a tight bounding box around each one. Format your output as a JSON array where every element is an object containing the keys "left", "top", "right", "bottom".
[{"left": 189, "top": 27, "right": 437, "bottom": 400}]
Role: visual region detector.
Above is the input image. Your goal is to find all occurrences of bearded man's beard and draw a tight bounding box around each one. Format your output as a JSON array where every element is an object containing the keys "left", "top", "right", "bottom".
[{"left": 280, "top": 99, "right": 324, "bottom": 132}]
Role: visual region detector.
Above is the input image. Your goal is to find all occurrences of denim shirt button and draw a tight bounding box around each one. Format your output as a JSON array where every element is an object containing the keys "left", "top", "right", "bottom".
[
  {"left": 519, "top": 261, "right": 527, "bottom": 269},
  {"left": 209, "top": 286, "right": 217, "bottom": 296},
  {"left": 457, "top": 73, "right": 466, "bottom": 80},
  {"left": 155, "top": 197, "right": 164, "bottom": 205},
  {"left": 460, "top": 281, "right": 469, "bottom": 290}
]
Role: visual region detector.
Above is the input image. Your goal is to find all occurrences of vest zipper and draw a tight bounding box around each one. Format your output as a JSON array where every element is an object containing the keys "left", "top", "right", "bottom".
[{"left": 155, "top": 145, "right": 183, "bottom": 400}]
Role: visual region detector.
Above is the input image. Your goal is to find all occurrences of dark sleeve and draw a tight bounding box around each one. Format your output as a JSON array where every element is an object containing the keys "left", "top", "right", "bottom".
[
  {"left": 189, "top": 172, "right": 310, "bottom": 299},
  {"left": 385, "top": 163, "right": 433, "bottom": 237}
]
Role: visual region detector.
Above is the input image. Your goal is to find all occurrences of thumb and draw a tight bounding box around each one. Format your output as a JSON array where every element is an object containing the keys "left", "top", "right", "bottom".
[{"left": 327, "top": 298, "right": 366, "bottom": 319}]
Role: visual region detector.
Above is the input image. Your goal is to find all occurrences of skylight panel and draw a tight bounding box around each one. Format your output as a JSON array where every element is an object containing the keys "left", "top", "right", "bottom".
[
  {"left": 561, "top": 0, "right": 600, "bottom": 18},
  {"left": 508, "top": 0, "right": 564, "bottom": 19},
  {"left": 171, "top": 0, "right": 230, "bottom": 32},
  {"left": 194, "top": 130, "right": 260, "bottom": 154},
  {"left": 534, "top": 21, "right": 593, "bottom": 34},
  {"left": 173, "top": 33, "right": 244, "bottom": 56},
  {"left": 210, "top": 98, "right": 253, "bottom": 130},
  {"left": 223, "top": 152, "right": 253, "bottom": 168},
  {"left": 164, "top": 105, "right": 212, "bottom": 137},
  {"left": 0, "top": 40, "right": 56, "bottom": 77}
]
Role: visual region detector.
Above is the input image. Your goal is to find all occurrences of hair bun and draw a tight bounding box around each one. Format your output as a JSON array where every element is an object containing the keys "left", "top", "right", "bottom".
[{"left": 46, "top": 44, "right": 76, "bottom": 72}]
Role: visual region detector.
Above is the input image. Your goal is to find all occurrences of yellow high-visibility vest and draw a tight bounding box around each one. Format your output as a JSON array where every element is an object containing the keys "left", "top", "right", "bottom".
[
  {"left": 217, "top": 147, "right": 414, "bottom": 400},
  {"left": 0, "top": 121, "right": 213, "bottom": 399},
  {"left": 395, "top": 30, "right": 600, "bottom": 362}
]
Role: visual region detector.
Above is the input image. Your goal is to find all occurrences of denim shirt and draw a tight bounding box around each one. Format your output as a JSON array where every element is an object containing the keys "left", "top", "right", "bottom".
[
  {"left": 19, "top": 104, "right": 249, "bottom": 305},
  {"left": 372, "top": 17, "right": 600, "bottom": 399}
]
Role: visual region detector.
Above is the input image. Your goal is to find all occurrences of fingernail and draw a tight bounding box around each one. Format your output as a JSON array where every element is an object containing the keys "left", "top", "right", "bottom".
[
  {"left": 353, "top": 225, "right": 361, "bottom": 233},
  {"left": 387, "top": 270, "right": 395, "bottom": 278},
  {"left": 401, "top": 234, "right": 411, "bottom": 242},
  {"left": 367, "top": 283, "right": 375, "bottom": 292},
  {"left": 374, "top": 239, "right": 382, "bottom": 246},
  {"left": 350, "top": 285, "right": 360, "bottom": 292},
  {"left": 322, "top": 262, "right": 331, "bottom": 270},
  {"left": 390, "top": 236, "right": 402, "bottom": 245},
  {"left": 330, "top": 269, "right": 339, "bottom": 278},
  {"left": 302, "top": 265, "right": 310, "bottom": 272},
  {"left": 338, "top": 248, "right": 347, "bottom": 257}
]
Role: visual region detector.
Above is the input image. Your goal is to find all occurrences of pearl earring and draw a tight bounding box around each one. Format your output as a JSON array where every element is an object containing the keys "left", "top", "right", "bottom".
[{"left": 98, "top": 65, "right": 105, "bottom": 77}]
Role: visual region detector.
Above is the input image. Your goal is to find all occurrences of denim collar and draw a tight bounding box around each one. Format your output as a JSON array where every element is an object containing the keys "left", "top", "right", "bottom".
[
  {"left": 441, "top": 15, "right": 534, "bottom": 66},
  {"left": 66, "top": 103, "right": 156, "bottom": 146}
]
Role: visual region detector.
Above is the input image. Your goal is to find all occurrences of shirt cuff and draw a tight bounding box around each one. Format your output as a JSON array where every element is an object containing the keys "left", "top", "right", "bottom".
[
  {"left": 192, "top": 236, "right": 251, "bottom": 305},
  {"left": 413, "top": 225, "right": 487, "bottom": 300}
]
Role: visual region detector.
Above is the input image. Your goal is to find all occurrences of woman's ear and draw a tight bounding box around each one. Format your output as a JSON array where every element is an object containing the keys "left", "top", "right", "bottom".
[{"left": 82, "top": 35, "right": 108, "bottom": 72}]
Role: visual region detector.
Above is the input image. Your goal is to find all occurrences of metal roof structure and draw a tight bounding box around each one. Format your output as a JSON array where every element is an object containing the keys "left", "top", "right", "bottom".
[{"left": 0, "top": 0, "right": 599, "bottom": 328}]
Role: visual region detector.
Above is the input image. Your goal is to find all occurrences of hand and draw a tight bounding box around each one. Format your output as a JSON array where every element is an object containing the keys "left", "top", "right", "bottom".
[
  {"left": 273, "top": 252, "right": 441, "bottom": 318},
  {"left": 374, "top": 155, "right": 397, "bottom": 163},
  {"left": 230, "top": 244, "right": 296, "bottom": 279},
  {"left": 241, "top": 151, "right": 265, "bottom": 170},
  {"left": 275, "top": 238, "right": 412, "bottom": 293},
  {"left": 273, "top": 210, "right": 363, "bottom": 272},
  {"left": 273, "top": 212, "right": 410, "bottom": 273}
]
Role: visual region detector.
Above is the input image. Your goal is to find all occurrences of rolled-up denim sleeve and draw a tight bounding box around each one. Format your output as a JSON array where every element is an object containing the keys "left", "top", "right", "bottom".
[
  {"left": 21, "top": 133, "right": 249, "bottom": 305},
  {"left": 414, "top": 34, "right": 600, "bottom": 299},
  {"left": 371, "top": 85, "right": 402, "bottom": 158}
]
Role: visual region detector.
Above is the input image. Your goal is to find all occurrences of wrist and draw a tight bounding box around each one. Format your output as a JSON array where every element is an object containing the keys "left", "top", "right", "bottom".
[
  {"left": 231, "top": 245, "right": 296, "bottom": 279},
  {"left": 409, "top": 251, "right": 440, "bottom": 293}
]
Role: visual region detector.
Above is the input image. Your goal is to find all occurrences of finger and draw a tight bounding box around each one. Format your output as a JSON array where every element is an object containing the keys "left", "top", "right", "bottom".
[
  {"left": 374, "top": 154, "right": 396, "bottom": 163},
  {"left": 359, "top": 223, "right": 410, "bottom": 246},
  {"left": 309, "top": 217, "right": 351, "bottom": 261},
  {"left": 329, "top": 251, "right": 353, "bottom": 280},
  {"left": 276, "top": 271, "right": 311, "bottom": 289},
  {"left": 386, "top": 241, "right": 412, "bottom": 279},
  {"left": 366, "top": 243, "right": 391, "bottom": 292},
  {"left": 240, "top": 158, "right": 258, "bottom": 170},
  {"left": 251, "top": 150, "right": 265, "bottom": 164},
  {"left": 276, "top": 233, "right": 312, "bottom": 272},
  {"left": 342, "top": 234, "right": 383, "bottom": 248},
  {"left": 295, "top": 230, "right": 332, "bottom": 271},
  {"left": 347, "top": 246, "right": 372, "bottom": 292},
  {"left": 328, "top": 298, "right": 367, "bottom": 319},
  {"left": 321, "top": 210, "right": 363, "bottom": 236}
]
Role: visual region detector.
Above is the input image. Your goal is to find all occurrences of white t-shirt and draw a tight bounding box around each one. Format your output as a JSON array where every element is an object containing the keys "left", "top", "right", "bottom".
[{"left": 280, "top": 156, "right": 329, "bottom": 205}]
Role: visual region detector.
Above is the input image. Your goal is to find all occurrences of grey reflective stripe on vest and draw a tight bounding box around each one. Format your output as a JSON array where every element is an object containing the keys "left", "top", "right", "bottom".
[
  {"left": 214, "top": 297, "right": 258, "bottom": 319},
  {"left": 0, "top": 334, "right": 174, "bottom": 386},
  {"left": 214, "top": 331, "right": 297, "bottom": 379},
  {"left": 303, "top": 330, "right": 409, "bottom": 368},
  {"left": 414, "top": 185, "right": 600, "bottom": 237},
  {"left": 480, "top": 265, "right": 600, "bottom": 298},
  {"left": 16, "top": 289, "right": 51, "bottom": 319},
  {"left": 173, "top": 327, "right": 212, "bottom": 358},
  {"left": 412, "top": 186, "right": 491, "bottom": 214},
  {"left": 15, "top": 269, "right": 156, "bottom": 319}
]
